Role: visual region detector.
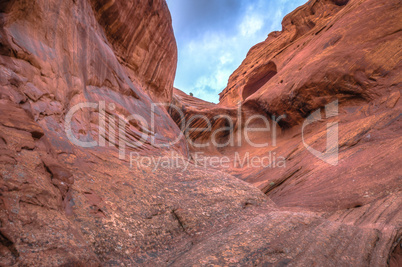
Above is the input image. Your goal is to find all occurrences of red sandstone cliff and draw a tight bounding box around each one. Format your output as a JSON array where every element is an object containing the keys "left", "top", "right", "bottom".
[
  {"left": 220, "top": 0, "right": 401, "bottom": 125},
  {"left": 0, "top": 0, "right": 401, "bottom": 266}
]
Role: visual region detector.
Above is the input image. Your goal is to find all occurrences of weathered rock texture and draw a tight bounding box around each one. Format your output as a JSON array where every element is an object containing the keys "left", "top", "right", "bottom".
[
  {"left": 216, "top": 0, "right": 402, "bottom": 210},
  {"left": 220, "top": 0, "right": 401, "bottom": 127},
  {"left": 0, "top": 0, "right": 401, "bottom": 266},
  {"left": 90, "top": 0, "right": 178, "bottom": 103}
]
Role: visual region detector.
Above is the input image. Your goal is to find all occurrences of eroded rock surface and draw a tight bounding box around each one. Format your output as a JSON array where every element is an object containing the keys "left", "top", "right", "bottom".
[
  {"left": 0, "top": 0, "right": 401, "bottom": 266},
  {"left": 220, "top": 0, "right": 401, "bottom": 126}
]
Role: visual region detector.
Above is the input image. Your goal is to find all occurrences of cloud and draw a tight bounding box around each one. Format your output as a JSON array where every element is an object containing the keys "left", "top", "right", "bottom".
[
  {"left": 167, "top": 0, "right": 246, "bottom": 41},
  {"left": 166, "top": 0, "right": 307, "bottom": 103},
  {"left": 240, "top": 15, "right": 264, "bottom": 36}
]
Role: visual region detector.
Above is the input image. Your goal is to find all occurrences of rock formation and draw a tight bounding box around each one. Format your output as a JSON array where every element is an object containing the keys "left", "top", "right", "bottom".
[
  {"left": 216, "top": 0, "right": 402, "bottom": 207},
  {"left": 0, "top": 0, "right": 401, "bottom": 266}
]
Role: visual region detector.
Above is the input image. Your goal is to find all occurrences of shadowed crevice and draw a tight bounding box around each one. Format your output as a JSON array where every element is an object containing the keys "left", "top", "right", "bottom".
[{"left": 242, "top": 61, "right": 277, "bottom": 100}]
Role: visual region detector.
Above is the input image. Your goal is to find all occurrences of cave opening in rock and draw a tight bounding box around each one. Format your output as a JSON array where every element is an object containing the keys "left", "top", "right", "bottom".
[
  {"left": 242, "top": 61, "right": 277, "bottom": 100},
  {"left": 332, "top": 0, "right": 349, "bottom": 6}
]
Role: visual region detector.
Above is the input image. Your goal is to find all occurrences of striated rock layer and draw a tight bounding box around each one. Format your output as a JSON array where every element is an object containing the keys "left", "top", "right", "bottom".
[
  {"left": 0, "top": 0, "right": 401, "bottom": 266},
  {"left": 220, "top": 0, "right": 401, "bottom": 126},
  {"left": 90, "top": 0, "right": 178, "bottom": 103},
  {"left": 216, "top": 0, "right": 402, "bottom": 207}
]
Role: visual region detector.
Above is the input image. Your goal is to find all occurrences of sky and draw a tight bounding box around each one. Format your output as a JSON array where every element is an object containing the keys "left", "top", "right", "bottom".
[{"left": 166, "top": 0, "right": 307, "bottom": 103}]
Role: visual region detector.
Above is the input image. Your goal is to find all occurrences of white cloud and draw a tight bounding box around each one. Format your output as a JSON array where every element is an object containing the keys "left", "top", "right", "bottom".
[
  {"left": 219, "top": 53, "right": 234, "bottom": 65},
  {"left": 240, "top": 15, "right": 264, "bottom": 36},
  {"left": 194, "top": 68, "right": 232, "bottom": 92},
  {"left": 170, "top": 0, "right": 308, "bottom": 103}
]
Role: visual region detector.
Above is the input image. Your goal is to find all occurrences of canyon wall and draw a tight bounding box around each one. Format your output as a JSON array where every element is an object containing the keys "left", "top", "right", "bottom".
[
  {"left": 220, "top": 0, "right": 401, "bottom": 126},
  {"left": 215, "top": 0, "right": 402, "bottom": 208},
  {"left": 90, "top": 0, "right": 178, "bottom": 103},
  {"left": 0, "top": 0, "right": 187, "bottom": 264}
]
